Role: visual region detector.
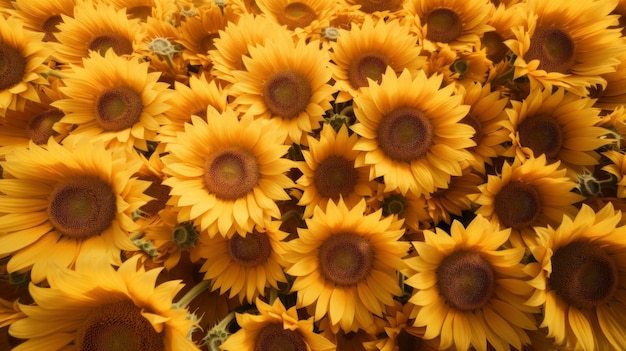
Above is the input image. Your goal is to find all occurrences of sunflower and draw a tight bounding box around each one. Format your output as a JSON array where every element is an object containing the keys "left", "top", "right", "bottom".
[
  {"left": 8, "top": 255, "right": 199, "bottom": 351},
  {"left": 108, "top": 0, "right": 178, "bottom": 21},
  {"left": 330, "top": 17, "right": 426, "bottom": 102},
  {"left": 256, "top": 0, "right": 336, "bottom": 39},
  {"left": 425, "top": 170, "right": 483, "bottom": 225},
  {"left": 602, "top": 150, "right": 626, "bottom": 198},
  {"left": 368, "top": 183, "right": 431, "bottom": 233},
  {"left": 404, "top": 214, "right": 538, "bottom": 351},
  {"left": 469, "top": 154, "right": 584, "bottom": 248},
  {"left": 505, "top": 0, "right": 625, "bottom": 97},
  {"left": 351, "top": 67, "right": 475, "bottom": 197},
  {"left": 230, "top": 34, "right": 336, "bottom": 144},
  {"left": 0, "top": 138, "right": 151, "bottom": 283},
  {"left": 525, "top": 203, "right": 626, "bottom": 350},
  {"left": 339, "top": 0, "right": 407, "bottom": 20},
  {"left": 220, "top": 297, "right": 336, "bottom": 351},
  {"left": 593, "top": 51, "right": 626, "bottom": 110},
  {"left": 297, "top": 124, "right": 375, "bottom": 218},
  {"left": 51, "top": 49, "right": 173, "bottom": 152},
  {"left": 482, "top": 3, "right": 526, "bottom": 68},
  {"left": 284, "top": 198, "right": 410, "bottom": 333},
  {"left": 162, "top": 107, "right": 294, "bottom": 238},
  {"left": 0, "top": 15, "right": 51, "bottom": 112},
  {"left": 10, "top": 0, "right": 76, "bottom": 42}
]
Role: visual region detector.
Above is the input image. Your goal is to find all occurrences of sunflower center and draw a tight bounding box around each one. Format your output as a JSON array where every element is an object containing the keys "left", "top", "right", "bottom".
[
  {"left": 127, "top": 6, "right": 153, "bottom": 21},
  {"left": 314, "top": 156, "right": 358, "bottom": 199},
  {"left": 76, "top": 300, "right": 164, "bottom": 351},
  {"left": 318, "top": 233, "right": 374, "bottom": 286},
  {"left": 27, "top": 110, "right": 64, "bottom": 144},
  {"left": 437, "top": 250, "right": 495, "bottom": 311},
  {"left": 41, "top": 15, "right": 63, "bottom": 42},
  {"left": 518, "top": 114, "right": 562, "bottom": 159},
  {"left": 378, "top": 107, "right": 433, "bottom": 163},
  {"left": 493, "top": 181, "right": 541, "bottom": 229},
  {"left": 48, "top": 175, "right": 117, "bottom": 239},
  {"left": 203, "top": 148, "right": 259, "bottom": 200},
  {"left": 426, "top": 8, "right": 463, "bottom": 44},
  {"left": 460, "top": 115, "right": 482, "bottom": 144},
  {"left": 229, "top": 230, "right": 272, "bottom": 267},
  {"left": 524, "top": 26, "right": 575, "bottom": 74},
  {"left": 254, "top": 323, "right": 307, "bottom": 351},
  {"left": 482, "top": 31, "right": 509, "bottom": 64},
  {"left": 550, "top": 241, "right": 618, "bottom": 309},
  {"left": 88, "top": 33, "right": 134, "bottom": 56},
  {"left": 348, "top": 51, "right": 389, "bottom": 89},
  {"left": 96, "top": 86, "right": 144, "bottom": 131},
  {"left": 276, "top": 2, "right": 318, "bottom": 30},
  {"left": 263, "top": 70, "right": 312, "bottom": 119},
  {"left": 354, "top": 0, "right": 404, "bottom": 13},
  {"left": 0, "top": 42, "right": 26, "bottom": 91}
]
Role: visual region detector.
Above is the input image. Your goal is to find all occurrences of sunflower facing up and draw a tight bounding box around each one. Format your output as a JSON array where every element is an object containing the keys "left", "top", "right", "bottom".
[
  {"left": 351, "top": 67, "right": 475, "bottom": 197},
  {"left": 8, "top": 255, "right": 199, "bottom": 351},
  {"left": 162, "top": 107, "right": 295, "bottom": 238},
  {"left": 0, "top": 138, "right": 152, "bottom": 283},
  {"left": 525, "top": 203, "right": 626, "bottom": 350},
  {"left": 284, "top": 198, "right": 410, "bottom": 333},
  {"left": 403, "top": 214, "right": 538, "bottom": 351}
]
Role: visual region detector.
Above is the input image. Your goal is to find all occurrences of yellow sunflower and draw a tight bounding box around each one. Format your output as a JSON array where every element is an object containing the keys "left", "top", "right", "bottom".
[
  {"left": 51, "top": 49, "right": 173, "bottom": 152},
  {"left": 108, "top": 0, "right": 178, "bottom": 21},
  {"left": 470, "top": 154, "right": 584, "bottom": 248},
  {"left": 593, "top": 51, "right": 626, "bottom": 110},
  {"left": 425, "top": 170, "right": 483, "bottom": 225},
  {"left": 284, "top": 198, "right": 410, "bottom": 333},
  {"left": 525, "top": 203, "right": 626, "bottom": 350},
  {"left": 330, "top": 17, "right": 426, "bottom": 102},
  {"left": 0, "top": 16, "right": 51, "bottom": 112},
  {"left": 424, "top": 44, "right": 493, "bottom": 89},
  {"left": 220, "top": 297, "right": 336, "bottom": 351},
  {"left": 0, "top": 138, "right": 151, "bottom": 283},
  {"left": 505, "top": 0, "right": 625, "bottom": 97},
  {"left": 10, "top": 0, "right": 76, "bottom": 42},
  {"left": 482, "top": 3, "right": 526, "bottom": 68},
  {"left": 297, "top": 124, "right": 376, "bottom": 218},
  {"left": 257, "top": 0, "right": 336, "bottom": 39},
  {"left": 351, "top": 67, "right": 475, "bottom": 197},
  {"left": 339, "top": 0, "right": 407, "bottom": 20},
  {"left": 230, "top": 35, "right": 336, "bottom": 144},
  {"left": 404, "top": 214, "right": 538, "bottom": 351},
  {"left": 8, "top": 255, "right": 199, "bottom": 351},
  {"left": 602, "top": 150, "right": 626, "bottom": 198},
  {"left": 368, "top": 183, "right": 431, "bottom": 233},
  {"left": 162, "top": 107, "right": 295, "bottom": 238}
]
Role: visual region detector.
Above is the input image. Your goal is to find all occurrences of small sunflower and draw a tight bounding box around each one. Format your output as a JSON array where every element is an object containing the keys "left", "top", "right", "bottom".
[
  {"left": 220, "top": 297, "right": 336, "bottom": 351},
  {"left": 230, "top": 35, "right": 336, "bottom": 144},
  {"left": 256, "top": 0, "right": 336, "bottom": 38},
  {"left": 594, "top": 51, "right": 626, "bottom": 110},
  {"left": 162, "top": 107, "right": 295, "bottom": 238},
  {"left": 108, "top": 0, "right": 178, "bottom": 21},
  {"left": 10, "top": 0, "right": 76, "bottom": 42},
  {"left": 424, "top": 44, "right": 492, "bottom": 88},
  {"left": 0, "top": 138, "right": 151, "bottom": 283},
  {"left": 602, "top": 150, "right": 626, "bottom": 198},
  {"left": 284, "top": 198, "right": 410, "bottom": 333},
  {"left": 8, "top": 255, "right": 199, "bottom": 351},
  {"left": 52, "top": 50, "right": 173, "bottom": 151},
  {"left": 470, "top": 155, "right": 584, "bottom": 248},
  {"left": 525, "top": 203, "right": 626, "bottom": 350},
  {"left": 351, "top": 67, "right": 475, "bottom": 197},
  {"left": 339, "top": 0, "right": 407, "bottom": 20},
  {"left": 425, "top": 170, "right": 483, "bottom": 225},
  {"left": 404, "top": 214, "right": 538, "bottom": 351},
  {"left": 482, "top": 3, "right": 526, "bottom": 67},
  {"left": 369, "top": 185, "right": 430, "bottom": 233}
]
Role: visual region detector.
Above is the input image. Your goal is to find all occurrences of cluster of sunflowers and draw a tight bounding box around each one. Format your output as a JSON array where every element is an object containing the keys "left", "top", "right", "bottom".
[{"left": 2, "top": 0, "right": 626, "bottom": 350}]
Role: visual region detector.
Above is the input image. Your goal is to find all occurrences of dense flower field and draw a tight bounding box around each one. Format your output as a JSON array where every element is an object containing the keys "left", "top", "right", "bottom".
[{"left": 1, "top": 0, "right": 626, "bottom": 350}]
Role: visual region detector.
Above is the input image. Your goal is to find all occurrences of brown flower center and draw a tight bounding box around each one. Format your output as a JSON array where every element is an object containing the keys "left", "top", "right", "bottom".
[
  {"left": 524, "top": 26, "right": 575, "bottom": 74},
  {"left": 27, "top": 110, "right": 64, "bottom": 144},
  {"left": 460, "top": 114, "right": 482, "bottom": 144},
  {"left": 378, "top": 107, "right": 433, "bottom": 163},
  {"left": 437, "top": 250, "right": 495, "bottom": 311},
  {"left": 41, "top": 15, "right": 63, "bottom": 42},
  {"left": 229, "top": 230, "right": 272, "bottom": 267},
  {"left": 354, "top": 0, "right": 404, "bottom": 13},
  {"left": 254, "top": 323, "right": 307, "bottom": 351},
  {"left": 550, "top": 241, "right": 618, "bottom": 309},
  {"left": 76, "top": 300, "right": 164, "bottom": 351},
  {"left": 88, "top": 33, "right": 134, "bottom": 56},
  {"left": 319, "top": 233, "right": 374, "bottom": 286},
  {"left": 314, "top": 156, "right": 358, "bottom": 199},
  {"left": 518, "top": 114, "right": 563, "bottom": 159},
  {"left": 348, "top": 51, "right": 389, "bottom": 89},
  {"left": 203, "top": 148, "right": 259, "bottom": 200},
  {"left": 263, "top": 70, "right": 312, "bottom": 119},
  {"left": 426, "top": 8, "right": 463, "bottom": 44},
  {"left": 482, "top": 31, "right": 509, "bottom": 64},
  {"left": 276, "top": 2, "right": 318, "bottom": 30},
  {"left": 96, "top": 86, "right": 144, "bottom": 131},
  {"left": 493, "top": 181, "right": 541, "bottom": 229},
  {"left": 48, "top": 175, "right": 117, "bottom": 239},
  {"left": 0, "top": 43, "right": 26, "bottom": 91},
  {"left": 127, "top": 6, "right": 153, "bottom": 21}
]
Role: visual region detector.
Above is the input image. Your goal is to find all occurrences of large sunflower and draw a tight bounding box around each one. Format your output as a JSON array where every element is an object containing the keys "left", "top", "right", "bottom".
[
  {"left": 404, "top": 214, "right": 538, "bottom": 351},
  {"left": 8, "top": 255, "right": 199, "bottom": 351},
  {"left": 52, "top": 49, "right": 173, "bottom": 152},
  {"left": 525, "top": 203, "right": 626, "bottom": 350},
  {"left": 284, "top": 198, "right": 410, "bottom": 333},
  {"left": 255, "top": 0, "right": 336, "bottom": 39},
  {"left": 229, "top": 34, "right": 336, "bottom": 144},
  {"left": 161, "top": 107, "right": 295, "bottom": 238},
  {"left": 0, "top": 138, "right": 151, "bottom": 283},
  {"left": 10, "top": 0, "right": 76, "bottom": 42},
  {"left": 351, "top": 67, "right": 475, "bottom": 197}
]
